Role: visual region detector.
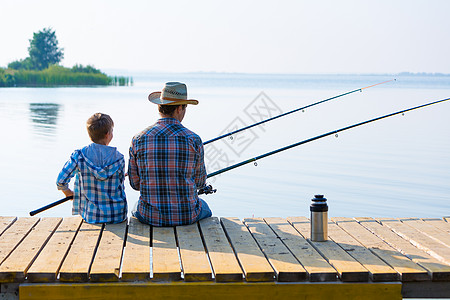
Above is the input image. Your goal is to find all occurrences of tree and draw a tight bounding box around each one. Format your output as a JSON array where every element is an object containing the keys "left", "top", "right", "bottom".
[
  {"left": 8, "top": 57, "right": 33, "bottom": 70},
  {"left": 28, "top": 28, "right": 64, "bottom": 70},
  {"left": 71, "top": 64, "right": 102, "bottom": 74}
]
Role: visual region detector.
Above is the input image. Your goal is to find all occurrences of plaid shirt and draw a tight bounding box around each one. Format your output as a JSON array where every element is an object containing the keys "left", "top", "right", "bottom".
[
  {"left": 56, "top": 144, "right": 127, "bottom": 224},
  {"left": 128, "top": 118, "right": 207, "bottom": 226}
]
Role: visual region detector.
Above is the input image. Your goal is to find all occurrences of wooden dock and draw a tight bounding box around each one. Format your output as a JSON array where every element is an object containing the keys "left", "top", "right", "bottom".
[{"left": 1, "top": 216, "right": 450, "bottom": 299}]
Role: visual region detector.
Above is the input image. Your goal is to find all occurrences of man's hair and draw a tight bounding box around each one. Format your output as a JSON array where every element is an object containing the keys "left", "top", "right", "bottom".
[
  {"left": 158, "top": 104, "right": 186, "bottom": 116},
  {"left": 86, "top": 113, "right": 114, "bottom": 143}
]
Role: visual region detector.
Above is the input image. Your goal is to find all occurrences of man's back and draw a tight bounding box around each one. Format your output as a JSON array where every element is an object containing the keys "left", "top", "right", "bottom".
[{"left": 129, "top": 118, "right": 207, "bottom": 226}]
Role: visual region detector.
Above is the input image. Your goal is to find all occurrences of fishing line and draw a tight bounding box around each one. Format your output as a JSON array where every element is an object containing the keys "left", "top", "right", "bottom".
[
  {"left": 203, "top": 79, "right": 396, "bottom": 145},
  {"left": 206, "top": 97, "right": 449, "bottom": 178}
]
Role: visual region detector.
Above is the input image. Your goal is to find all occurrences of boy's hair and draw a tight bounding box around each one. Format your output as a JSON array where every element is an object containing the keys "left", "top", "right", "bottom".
[
  {"left": 158, "top": 104, "right": 186, "bottom": 116},
  {"left": 86, "top": 113, "right": 114, "bottom": 143}
]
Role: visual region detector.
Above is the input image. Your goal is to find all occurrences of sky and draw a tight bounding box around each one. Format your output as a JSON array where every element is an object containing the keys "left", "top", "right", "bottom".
[{"left": 1, "top": 0, "right": 449, "bottom": 74}]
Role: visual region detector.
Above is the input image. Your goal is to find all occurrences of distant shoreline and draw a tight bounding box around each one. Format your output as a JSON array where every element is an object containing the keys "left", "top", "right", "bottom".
[
  {"left": 0, "top": 65, "right": 133, "bottom": 88},
  {"left": 109, "top": 70, "right": 450, "bottom": 77}
]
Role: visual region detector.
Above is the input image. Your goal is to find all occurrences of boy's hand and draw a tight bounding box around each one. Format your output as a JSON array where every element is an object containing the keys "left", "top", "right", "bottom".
[{"left": 62, "top": 189, "right": 74, "bottom": 199}]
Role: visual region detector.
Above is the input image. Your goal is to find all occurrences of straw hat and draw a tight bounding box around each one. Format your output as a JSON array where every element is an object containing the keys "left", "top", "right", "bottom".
[{"left": 148, "top": 82, "right": 199, "bottom": 105}]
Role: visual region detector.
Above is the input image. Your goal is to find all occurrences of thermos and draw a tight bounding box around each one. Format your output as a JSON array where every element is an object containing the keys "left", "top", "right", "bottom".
[{"left": 310, "top": 195, "right": 328, "bottom": 242}]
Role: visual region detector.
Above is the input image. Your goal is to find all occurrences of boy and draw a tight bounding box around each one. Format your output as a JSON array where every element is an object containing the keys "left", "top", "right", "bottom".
[{"left": 56, "top": 113, "right": 127, "bottom": 224}]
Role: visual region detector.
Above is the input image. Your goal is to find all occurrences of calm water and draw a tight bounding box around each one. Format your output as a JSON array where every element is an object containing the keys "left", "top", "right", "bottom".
[{"left": 0, "top": 73, "right": 449, "bottom": 219}]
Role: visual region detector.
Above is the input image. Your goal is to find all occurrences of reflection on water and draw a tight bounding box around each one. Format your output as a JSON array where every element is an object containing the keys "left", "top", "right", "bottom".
[{"left": 29, "top": 103, "right": 61, "bottom": 136}]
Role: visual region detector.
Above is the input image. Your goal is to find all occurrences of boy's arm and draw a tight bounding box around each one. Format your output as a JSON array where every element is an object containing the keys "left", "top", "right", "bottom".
[
  {"left": 56, "top": 152, "right": 78, "bottom": 193},
  {"left": 62, "top": 189, "right": 74, "bottom": 198},
  {"left": 128, "top": 143, "right": 140, "bottom": 191}
]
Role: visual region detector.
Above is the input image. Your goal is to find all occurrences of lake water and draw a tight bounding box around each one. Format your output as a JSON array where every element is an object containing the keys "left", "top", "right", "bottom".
[{"left": 0, "top": 73, "right": 449, "bottom": 219}]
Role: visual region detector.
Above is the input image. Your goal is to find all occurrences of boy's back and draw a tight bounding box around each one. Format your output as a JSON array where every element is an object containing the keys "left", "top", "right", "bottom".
[{"left": 56, "top": 113, "right": 127, "bottom": 224}]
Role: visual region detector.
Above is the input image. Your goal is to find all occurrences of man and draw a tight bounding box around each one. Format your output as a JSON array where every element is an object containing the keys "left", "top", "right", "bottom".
[{"left": 128, "top": 82, "right": 212, "bottom": 226}]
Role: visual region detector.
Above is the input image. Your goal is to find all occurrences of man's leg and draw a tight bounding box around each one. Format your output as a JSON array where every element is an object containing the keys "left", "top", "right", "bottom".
[
  {"left": 131, "top": 201, "right": 148, "bottom": 224},
  {"left": 198, "top": 199, "right": 212, "bottom": 221}
]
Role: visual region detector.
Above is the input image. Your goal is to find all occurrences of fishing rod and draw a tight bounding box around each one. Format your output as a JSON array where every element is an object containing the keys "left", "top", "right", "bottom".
[
  {"left": 29, "top": 195, "right": 74, "bottom": 216},
  {"left": 28, "top": 97, "right": 447, "bottom": 213},
  {"left": 206, "top": 97, "right": 450, "bottom": 178},
  {"left": 28, "top": 183, "right": 217, "bottom": 215},
  {"left": 203, "top": 79, "right": 396, "bottom": 145}
]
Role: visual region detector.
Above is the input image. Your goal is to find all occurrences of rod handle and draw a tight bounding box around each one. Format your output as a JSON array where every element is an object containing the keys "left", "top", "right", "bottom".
[{"left": 29, "top": 195, "right": 74, "bottom": 216}]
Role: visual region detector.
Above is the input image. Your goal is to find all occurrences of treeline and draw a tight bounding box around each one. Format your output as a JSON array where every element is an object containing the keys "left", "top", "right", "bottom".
[
  {"left": 0, "top": 65, "right": 133, "bottom": 87},
  {"left": 397, "top": 72, "right": 450, "bottom": 77}
]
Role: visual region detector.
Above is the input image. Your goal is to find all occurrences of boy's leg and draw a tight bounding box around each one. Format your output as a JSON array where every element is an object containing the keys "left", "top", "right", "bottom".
[{"left": 197, "top": 199, "right": 212, "bottom": 221}]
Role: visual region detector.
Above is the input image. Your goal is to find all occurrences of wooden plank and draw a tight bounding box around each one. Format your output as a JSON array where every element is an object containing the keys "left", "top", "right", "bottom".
[
  {"left": 378, "top": 218, "right": 450, "bottom": 266},
  {"left": 288, "top": 216, "right": 369, "bottom": 282},
  {"left": 27, "top": 216, "right": 83, "bottom": 282},
  {"left": 403, "top": 281, "right": 450, "bottom": 298},
  {"left": 354, "top": 218, "right": 436, "bottom": 281},
  {"left": 59, "top": 222, "right": 103, "bottom": 282},
  {"left": 0, "top": 217, "right": 16, "bottom": 236},
  {"left": 19, "top": 282, "right": 403, "bottom": 300},
  {"left": 176, "top": 223, "right": 212, "bottom": 281},
  {"left": 401, "top": 218, "right": 450, "bottom": 247},
  {"left": 244, "top": 218, "right": 307, "bottom": 282},
  {"left": 152, "top": 226, "right": 181, "bottom": 281},
  {"left": 328, "top": 219, "right": 398, "bottom": 281},
  {"left": 220, "top": 217, "right": 274, "bottom": 282},
  {"left": 422, "top": 218, "right": 450, "bottom": 235},
  {"left": 0, "top": 218, "right": 61, "bottom": 283},
  {"left": 198, "top": 217, "right": 243, "bottom": 282},
  {"left": 121, "top": 217, "right": 150, "bottom": 281},
  {"left": 90, "top": 221, "right": 127, "bottom": 282},
  {"left": 287, "top": 217, "right": 312, "bottom": 239},
  {"left": 0, "top": 217, "right": 39, "bottom": 265},
  {"left": 264, "top": 217, "right": 337, "bottom": 282}
]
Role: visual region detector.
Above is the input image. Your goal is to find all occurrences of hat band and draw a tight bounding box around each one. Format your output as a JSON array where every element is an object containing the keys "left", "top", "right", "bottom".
[{"left": 161, "top": 95, "right": 186, "bottom": 101}]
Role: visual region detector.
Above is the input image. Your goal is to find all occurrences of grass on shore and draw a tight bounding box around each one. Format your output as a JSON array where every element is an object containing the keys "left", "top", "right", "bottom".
[{"left": 0, "top": 65, "right": 132, "bottom": 87}]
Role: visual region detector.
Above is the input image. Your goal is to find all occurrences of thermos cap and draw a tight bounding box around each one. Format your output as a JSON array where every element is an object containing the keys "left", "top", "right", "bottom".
[
  {"left": 312, "top": 195, "right": 327, "bottom": 202},
  {"left": 310, "top": 194, "right": 328, "bottom": 212}
]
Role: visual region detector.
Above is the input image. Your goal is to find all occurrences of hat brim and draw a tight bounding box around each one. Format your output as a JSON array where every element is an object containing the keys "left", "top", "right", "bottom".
[{"left": 148, "top": 91, "right": 199, "bottom": 105}]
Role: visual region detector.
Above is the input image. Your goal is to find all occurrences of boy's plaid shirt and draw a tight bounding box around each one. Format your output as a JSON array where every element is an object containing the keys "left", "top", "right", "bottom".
[
  {"left": 56, "top": 148, "right": 127, "bottom": 224},
  {"left": 128, "top": 118, "right": 207, "bottom": 226}
]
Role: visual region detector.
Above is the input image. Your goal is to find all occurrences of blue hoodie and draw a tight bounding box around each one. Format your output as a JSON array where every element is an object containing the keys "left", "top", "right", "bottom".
[{"left": 56, "top": 143, "right": 127, "bottom": 224}]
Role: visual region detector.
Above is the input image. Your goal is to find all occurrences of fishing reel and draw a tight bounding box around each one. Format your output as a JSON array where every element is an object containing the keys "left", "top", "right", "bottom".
[{"left": 198, "top": 184, "right": 217, "bottom": 195}]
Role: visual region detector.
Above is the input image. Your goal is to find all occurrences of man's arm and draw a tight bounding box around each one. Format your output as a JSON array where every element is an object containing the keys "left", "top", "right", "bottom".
[
  {"left": 128, "top": 143, "right": 141, "bottom": 191},
  {"left": 194, "top": 141, "right": 207, "bottom": 189}
]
